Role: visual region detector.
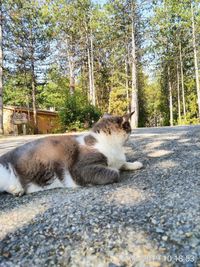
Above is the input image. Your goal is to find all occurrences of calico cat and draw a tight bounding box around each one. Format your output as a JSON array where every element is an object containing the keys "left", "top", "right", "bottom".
[{"left": 0, "top": 112, "right": 143, "bottom": 196}]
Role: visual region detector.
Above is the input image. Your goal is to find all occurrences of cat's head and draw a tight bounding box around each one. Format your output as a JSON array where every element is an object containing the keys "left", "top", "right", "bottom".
[{"left": 92, "top": 111, "right": 134, "bottom": 142}]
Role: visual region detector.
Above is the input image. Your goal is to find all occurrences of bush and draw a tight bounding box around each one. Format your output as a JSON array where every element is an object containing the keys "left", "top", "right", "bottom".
[
  {"left": 59, "top": 91, "right": 102, "bottom": 131},
  {"left": 179, "top": 116, "right": 200, "bottom": 126}
]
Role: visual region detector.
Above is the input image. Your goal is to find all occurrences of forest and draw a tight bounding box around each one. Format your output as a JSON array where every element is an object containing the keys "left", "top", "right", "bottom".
[{"left": 0, "top": 0, "right": 200, "bottom": 133}]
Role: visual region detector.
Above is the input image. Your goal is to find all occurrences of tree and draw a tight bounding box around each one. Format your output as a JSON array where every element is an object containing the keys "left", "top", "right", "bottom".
[
  {"left": 3, "top": 0, "right": 200, "bottom": 131},
  {"left": 55, "top": 0, "right": 98, "bottom": 104},
  {"left": 5, "top": 0, "right": 53, "bottom": 133},
  {"left": 150, "top": 0, "right": 200, "bottom": 126},
  {"left": 0, "top": 0, "right": 3, "bottom": 134},
  {"left": 176, "top": 61, "right": 181, "bottom": 123},
  {"left": 168, "top": 65, "right": 173, "bottom": 126},
  {"left": 191, "top": 1, "right": 200, "bottom": 119},
  {"left": 179, "top": 42, "right": 186, "bottom": 119},
  {"left": 105, "top": 0, "right": 143, "bottom": 127},
  {"left": 130, "top": 0, "right": 138, "bottom": 128}
]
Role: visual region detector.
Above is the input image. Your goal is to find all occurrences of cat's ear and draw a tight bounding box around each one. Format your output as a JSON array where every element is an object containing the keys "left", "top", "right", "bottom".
[{"left": 122, "top": 111, "right": 135, "bottom": 122}]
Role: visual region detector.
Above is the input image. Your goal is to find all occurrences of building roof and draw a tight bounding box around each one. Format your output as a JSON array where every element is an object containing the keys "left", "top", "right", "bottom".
[{"left": 4, "top": 106, "right": 58, "bottom": 116}]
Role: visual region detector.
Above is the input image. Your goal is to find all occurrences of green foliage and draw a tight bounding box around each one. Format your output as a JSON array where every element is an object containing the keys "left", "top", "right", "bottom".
[
  {"left": 109, "top": 87, "right": 129, "bottom": 116},
  {"left": 4, "top": 81, "right": 27, "bottom": 106},
  {"left": 59, "top": 91, "right": 102, "bottom": 131},
  {"left": 3, "top": 72, "right": 31, "bottom": 106},
  {"left": 141, "top": 79, "right": 167, "bottom": 127},
  {"left": 39, "top": 68, "right": 70, "bottom": 109}
]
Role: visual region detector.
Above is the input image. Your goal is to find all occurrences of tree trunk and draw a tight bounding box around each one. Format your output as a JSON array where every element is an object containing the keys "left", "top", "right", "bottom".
[
  {"left": 130, "top": 2, "right": 138, "bottom": 128},
  {"left": 86, "top": 24, "right": 95, "bottom": 106},
  {"left": 168, "top": 66, "right": 173, "bottom": 126},
  {"left": 22, "top": 46, "right": 31, "bottom": 122},
  {"left": 87, "top": 41, "right": 93, "bottom": 104},
  {"left": 69, "top": 62, "right": 75, "bottom": 95},
  {"left": 31, "top": 74, "right": 38, "bottom": 133},
  {"left": 65, "top": 38, "right": 75, "bottom": 95},
  {"left": 177, "top": 62, "right": 181, "bottom": 124},
  {"left": 30, "top": 28, "right": 38, "bottom": 133},
  {"left": 24, "top": 75, "right": 31, "bottom": 122},
  {"left": 179, "top": 42, "right": 186, "bottom": 118},
  {"left": 26, "top": 95, "right": 31, "bottom": 122},
  {"left": 125, "top": 58, "right": 129, "bottom": 112},
  {"left": 0, "top": 1, "right": 3, "bottom": 135},
  {"left": 191, "top": 2, "right": 200, "bottom": 119},
  {"left": 90, "top": 29, "right": 95, "bottom": 106}
]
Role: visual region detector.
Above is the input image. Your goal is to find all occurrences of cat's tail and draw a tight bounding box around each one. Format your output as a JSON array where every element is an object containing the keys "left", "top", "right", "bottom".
[{"left": 0, "top": 163, "right": 24, "bottom": 196}]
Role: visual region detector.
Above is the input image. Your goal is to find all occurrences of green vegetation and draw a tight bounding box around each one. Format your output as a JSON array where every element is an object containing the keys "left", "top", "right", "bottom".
[
  {"left": 59, "top": 91, "right": 101, "bottom": 131},
  {"left": 0, "top": 0, "right": 200, "bottom": 133}
]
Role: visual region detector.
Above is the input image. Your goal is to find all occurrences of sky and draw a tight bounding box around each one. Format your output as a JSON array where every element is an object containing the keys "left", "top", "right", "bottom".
[{"left": 93, "top": 0, "right": 107, "bottom": 5}]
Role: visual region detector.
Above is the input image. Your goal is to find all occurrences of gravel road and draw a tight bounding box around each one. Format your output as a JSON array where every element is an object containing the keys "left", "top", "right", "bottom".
[{"left": 0, "top": 126, "right": 200, "bottom": 267}]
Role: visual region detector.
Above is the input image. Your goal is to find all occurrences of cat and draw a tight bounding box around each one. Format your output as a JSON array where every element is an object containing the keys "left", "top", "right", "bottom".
[{"left": 0, "top": 112, "right": 143, "bottom": 196}]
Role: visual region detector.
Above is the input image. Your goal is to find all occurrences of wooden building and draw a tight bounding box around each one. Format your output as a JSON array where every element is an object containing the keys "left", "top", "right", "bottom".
[{"left": 3, "top": 106, "right": 61, "bottom": 135}]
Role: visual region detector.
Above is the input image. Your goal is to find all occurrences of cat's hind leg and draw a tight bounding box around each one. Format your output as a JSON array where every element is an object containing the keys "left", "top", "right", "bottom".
[
  {"left": 75, "top": 164, "right": 120, "bottom": 185},
  {"left": 121, "top": 161, "right": 143, "bottom": 171},
  {"left": 0, "top": 164, "right": 24, "bottom": 196}
]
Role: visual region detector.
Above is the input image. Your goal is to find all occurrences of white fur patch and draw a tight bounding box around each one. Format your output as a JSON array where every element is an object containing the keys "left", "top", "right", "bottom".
[
  {"left": 26, "top": 170, "right": 78, "bottom": 194},
  {"left": 63, "top": 170, "right": 79, "bottom": 188},
  {"left": 121, "top": 161, "right": 143, "bottom": 170},
  {"left": 26, "top": 183, "right": 43, "bottom": 194},
  {"left": 91, "top": 132, "right": 126, "bottom": 170},
  {"left": 76, "top": 134, "right": 86, "bottom": 145},
  {"left": 0, "top": 164, "right": 24, "bottom": 196},
  {"left": 26, "top": 177, "right": 65, "bottom": 194}
]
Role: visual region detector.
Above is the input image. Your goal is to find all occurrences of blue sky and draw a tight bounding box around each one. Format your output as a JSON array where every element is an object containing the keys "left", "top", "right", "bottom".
[{"left": 93, "top": 0, "right": 107, "bottom": 5}]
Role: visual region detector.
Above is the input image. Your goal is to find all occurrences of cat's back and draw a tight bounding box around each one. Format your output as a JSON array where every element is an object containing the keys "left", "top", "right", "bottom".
[
  {"left": 0, "top": 134, "right": 79, "bottom": 167},
  {"left": 41, "top": 135, "right": 80, "bottom": 166}
]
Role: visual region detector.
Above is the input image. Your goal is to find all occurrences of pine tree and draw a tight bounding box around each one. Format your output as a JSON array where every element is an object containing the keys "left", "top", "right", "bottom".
[
  {"left": 0, "top": 0, "right": 3, "bottom": 134},
  {"left": 5, "top": 0, "right": 53, "bottom": 132}
]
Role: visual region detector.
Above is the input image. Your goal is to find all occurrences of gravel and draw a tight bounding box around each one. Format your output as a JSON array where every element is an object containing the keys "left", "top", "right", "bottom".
[{"left": 0, "top": 125, "right": 200, "bottom": 267}]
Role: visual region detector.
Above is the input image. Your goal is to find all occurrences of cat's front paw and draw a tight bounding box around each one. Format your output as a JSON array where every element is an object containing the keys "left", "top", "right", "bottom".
[
  {"left": 7, "top": 185, "right": 24, "bottom": 197},
  {"left": 131, "top": 161, "right": 143, "bottom": 170},
  {"left": 121, "top": 161, "right": 143, "bottom": 171}
]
